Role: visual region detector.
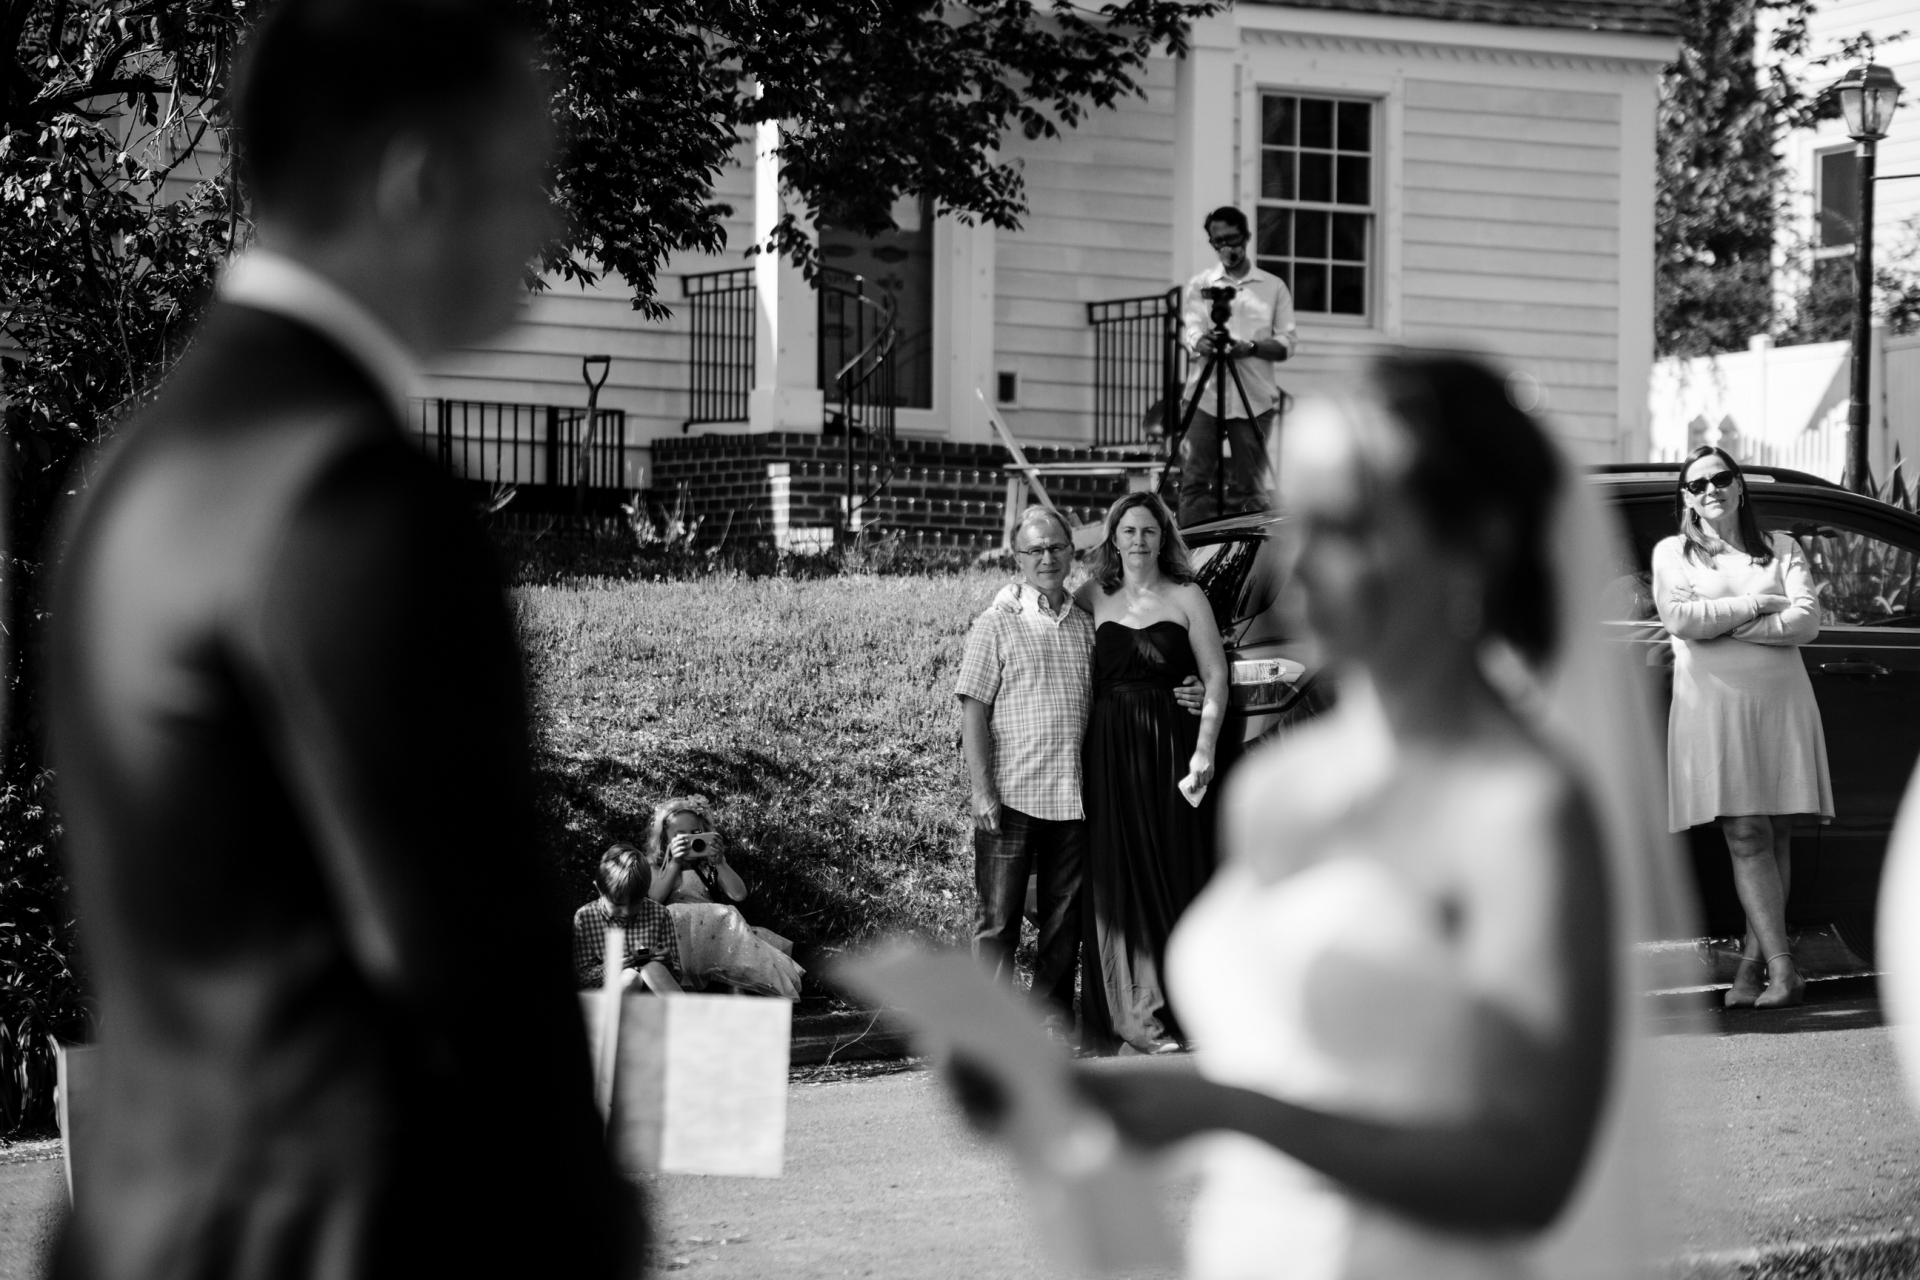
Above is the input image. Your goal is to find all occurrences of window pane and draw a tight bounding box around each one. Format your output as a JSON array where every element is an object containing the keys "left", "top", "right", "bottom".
[
  {"left": 1820, "top": 149, "right": 1860, "bottom": 248},
  {"left": 1299, "top": 153, "right": 1333, "bottom": 204},
  {"left": 1335, "top": 155, "right": 1370, "bottom": 206},
  {"left": 1300, "top": 98, "right": 1334, "bottom": 150},
  {"left": 1294, "top": 262, "right": 1328, "bottom": 312},
  {"left": 1257, "top": 258, "right": 1292, "bottom": 290},
  {"left": 1331, "top": 213, "right": 1367, "bottom": 262},
  {"left": 1262, "top": 95, "right": 1296, "bottom": 146},
  {"left": 1295, "top": 209, "right": 1329, "bottom": 258},
  {"left": 1336, "top": 101, "right": 1372, "bottom": 153},
  {"left": 1331, "top": 264, "right": 1367, "bottom": 315},
  {"left": 1261, "top": 150, "right": 1295, "bottom": 200},
  {"left": 1790, "top": 521, "right": 1920, "bottom": 626},
  {"left": 1257, "top": 206, "right": 1292, "bottom": 257}
]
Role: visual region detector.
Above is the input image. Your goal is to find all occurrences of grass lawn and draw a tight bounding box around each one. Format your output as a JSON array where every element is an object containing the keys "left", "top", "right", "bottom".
[{"left": 516, "top": 569, "right": 1011, "bottom": 972}]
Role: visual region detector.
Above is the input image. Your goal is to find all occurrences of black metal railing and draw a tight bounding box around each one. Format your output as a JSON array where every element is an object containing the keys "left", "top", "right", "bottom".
[
  {"left": 683, "top": 268, "right": 755, "bottom": 427},
  {"left": 1087, "top": 287, "right": 1184, "bottom": 447},
  {"left": 410, "top": 398, "right": 628, "bottom": 509},
  {"left": 818, "top": 268, "right": 898, "bottom": 536}
]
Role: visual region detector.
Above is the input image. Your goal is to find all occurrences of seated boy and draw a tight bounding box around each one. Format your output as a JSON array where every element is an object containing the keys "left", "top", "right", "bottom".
[{"left": 573, "top": 842, "right": 683, "bottom": 994}]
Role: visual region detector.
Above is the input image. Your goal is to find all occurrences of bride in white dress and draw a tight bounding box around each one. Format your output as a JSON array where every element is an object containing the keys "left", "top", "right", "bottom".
[{"left": 1078, "top": 355, "right": 1694, "bottom": 1279}]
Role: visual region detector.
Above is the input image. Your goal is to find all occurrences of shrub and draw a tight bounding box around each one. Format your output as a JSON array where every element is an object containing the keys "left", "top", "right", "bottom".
[{"left": 0, "top": 766, "right": 85, "bottom": 1138}]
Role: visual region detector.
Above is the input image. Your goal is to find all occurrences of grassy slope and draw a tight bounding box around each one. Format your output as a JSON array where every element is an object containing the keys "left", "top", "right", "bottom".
[{"left": 516, "top": 570, "right": 1009, "bottom": 965}]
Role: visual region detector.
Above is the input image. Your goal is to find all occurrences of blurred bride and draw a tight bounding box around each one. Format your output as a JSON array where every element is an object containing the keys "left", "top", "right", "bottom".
[{"left": 1077, "top": 355, "right": 1693, "bottom": 1278}]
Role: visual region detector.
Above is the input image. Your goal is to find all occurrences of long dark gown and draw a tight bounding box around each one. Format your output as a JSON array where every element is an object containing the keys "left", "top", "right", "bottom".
[{"left": 1081, "top": 619, "right": 1218, "bottom": 1054}]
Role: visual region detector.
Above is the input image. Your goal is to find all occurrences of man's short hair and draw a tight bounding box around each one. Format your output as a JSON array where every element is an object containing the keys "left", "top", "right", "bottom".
[
  {"left": 234, "top": 0, "right": 537, "bottom": 231},
  {"left": 596, "top": 842, "right": 648, "bottom": 910},
  {"left": 1015, "top": 505, "right": 1072, "bottom": 549},
  {"left": 1204, "top": 206, "right": 1249, "bottom": 237}
]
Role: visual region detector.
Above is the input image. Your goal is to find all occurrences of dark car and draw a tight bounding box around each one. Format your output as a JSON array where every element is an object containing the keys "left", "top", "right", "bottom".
[
  {"left": 1186, "top": 466, "right": 1920, "bottom": 961},
  {"left": 1597, "top": 463, "right": 1920, "bottom": 962},
  {"left": 1183, "top": 510, "right": 1330, "bottom": 777}
]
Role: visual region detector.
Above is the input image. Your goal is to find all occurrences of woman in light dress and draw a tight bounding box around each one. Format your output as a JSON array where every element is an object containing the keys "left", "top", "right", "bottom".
[
  {"left": 644, "top": 796, "right": 805, "bottom": 998},
  {"left": 1654, "top": 446, "right": 1830, "bottom": 1008},
  {"left": 1077, "top": 355, "right": 1682, "bottom": 1280}
]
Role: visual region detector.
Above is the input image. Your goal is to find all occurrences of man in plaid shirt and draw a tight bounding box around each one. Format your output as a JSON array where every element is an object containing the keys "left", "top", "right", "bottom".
[
  {"left": 573, "top": 842, "right": 682, "bottom": 991},
  {"left": 956, "top": 506, "right": 1098, "bottom": 1030}
]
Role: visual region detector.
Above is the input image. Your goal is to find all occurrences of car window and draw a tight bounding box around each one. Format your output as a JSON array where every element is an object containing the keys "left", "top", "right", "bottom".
[
  {"left": 1602, "top": 495, "right": 1668, "bottom": 622},
  {"left": 1190, "top": 529, "right": 1282, "bottom": 637},
  {"left": 1781, "top": 520, "right": 1920, "bottom": 627},
  {"left": 1192, "top": 536, "right": 1262, "bottom": 634}
]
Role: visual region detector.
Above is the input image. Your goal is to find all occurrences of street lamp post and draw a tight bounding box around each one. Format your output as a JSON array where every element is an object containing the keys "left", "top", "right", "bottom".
[{"left": 1836, "top": 61, "right": 1903, "bottom": 493}]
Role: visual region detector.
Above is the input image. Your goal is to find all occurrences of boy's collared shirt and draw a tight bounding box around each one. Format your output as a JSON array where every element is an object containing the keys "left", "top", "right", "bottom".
[{"left": 572, "top": 896, "right": 682, "bottom": 986}]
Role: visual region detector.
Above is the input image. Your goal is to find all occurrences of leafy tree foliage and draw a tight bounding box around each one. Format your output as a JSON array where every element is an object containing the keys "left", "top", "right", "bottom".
[
  {"left": 1656, "top": 1, "right": 1917, "bottom": 357},
  {"left": 1656, "top": 0, "right": 1782, "bottom": 357},
  {"left": 0, "top": 0, "right": 1216, "bottom": 1134}
]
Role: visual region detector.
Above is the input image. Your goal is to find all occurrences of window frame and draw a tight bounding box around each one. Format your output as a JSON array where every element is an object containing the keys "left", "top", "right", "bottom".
[
  {"left": 1815, "top": 143, "right": 1861, "bottom": 260},
  {"left": 1253, "top": 89, "right": 1382, "bottom": 327}
]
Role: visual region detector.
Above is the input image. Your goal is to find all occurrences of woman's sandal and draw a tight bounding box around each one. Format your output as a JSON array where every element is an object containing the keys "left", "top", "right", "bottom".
[
  {"left": 1754, "top": 951, "right": 1806, "bottom": 1009},
  {"left": 1724, "top": 955, "right": 1765, "bottom": 1008}
]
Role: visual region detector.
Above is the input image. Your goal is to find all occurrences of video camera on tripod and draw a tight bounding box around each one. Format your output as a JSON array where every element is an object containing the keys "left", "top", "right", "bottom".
[{"left": 1170, "top": 280, "right": 1263, "bottom": 519}]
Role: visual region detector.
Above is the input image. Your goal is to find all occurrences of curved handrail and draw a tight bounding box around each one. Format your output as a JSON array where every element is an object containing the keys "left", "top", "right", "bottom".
[{"left": 819, "top": 271, "right": 900, "bottom": 524}]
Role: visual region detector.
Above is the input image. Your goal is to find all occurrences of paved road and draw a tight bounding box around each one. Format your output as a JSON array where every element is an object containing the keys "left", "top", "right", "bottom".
[
  {"left": 651, "top": 992, "right": 1920, "bottom": 1278},
  {"left": 4, "top": 991, "right": 1919, "bottom": 1279}
]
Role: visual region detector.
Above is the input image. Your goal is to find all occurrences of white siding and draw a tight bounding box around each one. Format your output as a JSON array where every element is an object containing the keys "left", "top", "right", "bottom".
[
  {"left": 1400, "top": 78, "right": 1623, "bottom": 452},
  {"left": 992, "top": 58, "right": 1178, "bottom": 444},
  {"left": 417, "top": 139, "right": 755, "bottom": 444}
]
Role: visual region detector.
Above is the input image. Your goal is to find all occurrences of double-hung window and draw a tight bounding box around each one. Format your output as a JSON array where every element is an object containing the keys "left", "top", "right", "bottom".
[{"left": 1256, "top": 94, "right": 1376, "bottom": 320}]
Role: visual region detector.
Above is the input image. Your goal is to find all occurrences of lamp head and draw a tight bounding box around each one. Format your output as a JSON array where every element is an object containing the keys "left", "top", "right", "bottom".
[{"left": 1836, "top": 61, "right": 1903, "bottom": 142}]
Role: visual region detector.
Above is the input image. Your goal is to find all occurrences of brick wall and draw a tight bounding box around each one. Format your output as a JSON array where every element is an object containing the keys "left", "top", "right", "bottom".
[{"left": 649, "top": 432, "right": 1156, "bottom": 548}]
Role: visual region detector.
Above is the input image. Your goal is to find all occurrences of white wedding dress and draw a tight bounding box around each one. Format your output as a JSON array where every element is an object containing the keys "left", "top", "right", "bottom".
[
  {"left": 1158, "top": 400, "right": 1702, "bottom": 1279},
  {"left": 1170, "top": 848, "right": 1531, "bottom": 1280}
]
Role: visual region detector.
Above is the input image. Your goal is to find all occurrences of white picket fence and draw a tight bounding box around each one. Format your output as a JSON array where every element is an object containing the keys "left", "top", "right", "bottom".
[{"left": 1648, "top": 329, "right": 1920, "bottom": 483}]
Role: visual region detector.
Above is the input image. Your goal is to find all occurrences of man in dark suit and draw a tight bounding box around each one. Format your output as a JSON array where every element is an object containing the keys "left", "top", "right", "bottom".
[{"left": 48, "top": 1, "right": 638, "bottom": 1276}]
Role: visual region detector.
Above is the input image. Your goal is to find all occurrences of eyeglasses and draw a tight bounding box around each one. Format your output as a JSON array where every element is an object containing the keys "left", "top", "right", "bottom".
[
  {"left": 1015, "top": 542, "right": 1072, "bottom": 561},
  {"left": 1209, "top": 234, "right": 1248, "bottom": 250},
  {"left": 1683, "top": 470, "right": 1738, "bottom": 496}
]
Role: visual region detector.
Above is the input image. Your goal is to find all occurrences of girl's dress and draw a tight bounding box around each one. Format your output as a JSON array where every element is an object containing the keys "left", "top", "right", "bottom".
[{"left": 662, "top": 868, "right": 804, "bottom": 999}]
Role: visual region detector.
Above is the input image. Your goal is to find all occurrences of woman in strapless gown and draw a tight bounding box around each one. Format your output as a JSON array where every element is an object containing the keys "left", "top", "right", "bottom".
[
  {"left": 1076, "top": 356, "right": 1688, "bottom": 1278},
  {"left": 1073, "top": 492, "right": 1229, "bottom": 1055}
]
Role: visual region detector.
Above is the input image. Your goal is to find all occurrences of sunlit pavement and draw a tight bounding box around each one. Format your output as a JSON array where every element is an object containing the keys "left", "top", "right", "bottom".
[{"left": 4, "top": 987, "right": 1919, "bottom": 1280}]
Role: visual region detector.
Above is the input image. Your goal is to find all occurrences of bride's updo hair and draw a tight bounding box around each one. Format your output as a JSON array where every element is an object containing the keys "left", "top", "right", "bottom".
[{"left": 1369, "top": 354, "right": 1564, "bottom": 666}]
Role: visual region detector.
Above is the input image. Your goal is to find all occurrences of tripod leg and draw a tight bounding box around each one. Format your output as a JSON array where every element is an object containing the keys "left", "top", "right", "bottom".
[{"left": 1220, "top": 359, "right": 1268, "bottom": 516}]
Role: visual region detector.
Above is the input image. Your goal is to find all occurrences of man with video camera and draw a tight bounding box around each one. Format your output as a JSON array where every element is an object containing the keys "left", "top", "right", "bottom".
[{"left": 1175, "top": 206, "right": 1296, "bottom": 527}]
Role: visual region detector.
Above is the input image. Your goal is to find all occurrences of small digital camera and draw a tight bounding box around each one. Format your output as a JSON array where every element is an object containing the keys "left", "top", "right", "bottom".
[{"left": 685, "top": 832, "right": 716, "bottom": 859}]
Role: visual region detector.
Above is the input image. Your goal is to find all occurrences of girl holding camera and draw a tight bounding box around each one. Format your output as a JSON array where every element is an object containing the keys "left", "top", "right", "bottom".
[{"left": 644, "top": 795, "right": 804, "bottom": 998}]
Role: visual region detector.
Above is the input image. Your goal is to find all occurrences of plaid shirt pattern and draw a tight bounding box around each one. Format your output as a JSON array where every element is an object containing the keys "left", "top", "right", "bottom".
[
  {"left": 572, "top": 897, "right": 682, "bottom": 987},
  {"left": 954, "top": 583, "right": 1094, "bottom": 822}
]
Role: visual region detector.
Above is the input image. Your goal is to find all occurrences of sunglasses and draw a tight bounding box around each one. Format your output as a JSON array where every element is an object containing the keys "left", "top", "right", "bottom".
[{"left": 1683, "top": 470, "right": 1738, "bottom": 496}]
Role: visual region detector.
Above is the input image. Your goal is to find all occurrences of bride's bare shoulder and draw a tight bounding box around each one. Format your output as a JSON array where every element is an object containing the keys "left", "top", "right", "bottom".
[{"left": 1221, "top": 711, "right": 1387, "bottom": 874}]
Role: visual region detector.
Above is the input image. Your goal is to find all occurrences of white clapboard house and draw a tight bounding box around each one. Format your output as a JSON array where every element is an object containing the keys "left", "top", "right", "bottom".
[{"left": 410, "top": 0, "right": 1679, "bottom": 544}]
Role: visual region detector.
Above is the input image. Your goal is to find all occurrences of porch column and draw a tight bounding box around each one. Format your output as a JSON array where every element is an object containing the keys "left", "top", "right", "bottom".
[
  {"left": 749, "top": 118, "right": 825, "bottom": 433},
  {"left": 1172, "top": 14, "right": 1241, "bottom": 287}
]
